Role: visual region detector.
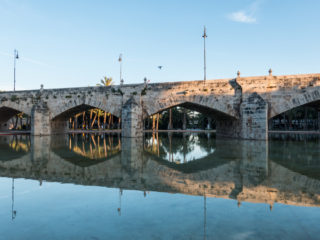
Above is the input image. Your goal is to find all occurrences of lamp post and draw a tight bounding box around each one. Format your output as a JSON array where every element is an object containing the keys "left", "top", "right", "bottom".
[
  {"left": 13, "top": 49, "right": 19, "bottom": 91},
  {"left": 119, "top": 54, "right": 123, "bottom": 85},
  {"left": 202, "top": 26, "right": 207, "bottom": 83}
]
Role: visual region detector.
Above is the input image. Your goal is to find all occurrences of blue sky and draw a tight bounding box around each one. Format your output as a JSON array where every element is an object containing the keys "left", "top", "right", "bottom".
[{"left": 0, "top": 0, "right": 320, "bottom": 90}]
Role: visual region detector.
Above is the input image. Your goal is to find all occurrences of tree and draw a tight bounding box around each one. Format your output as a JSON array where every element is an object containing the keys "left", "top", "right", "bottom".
[{"left": 98, "top": 76, "right": 113, "bottom": 87}]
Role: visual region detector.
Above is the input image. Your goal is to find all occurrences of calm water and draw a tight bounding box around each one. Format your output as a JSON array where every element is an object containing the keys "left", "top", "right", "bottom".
[{"left": 0, "top": 132, "right": 320, "bottom": 240}]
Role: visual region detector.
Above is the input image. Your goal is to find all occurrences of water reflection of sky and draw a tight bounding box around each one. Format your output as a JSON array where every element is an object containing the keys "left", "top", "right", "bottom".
[
  {"left": 0, "top": 177, "right": 319, "bottom": 240},
  {"left": 164, "top": 139, "right": 215, "bottom": 163},
  {"left": 0, "top": 133, "right": 319, "bottom": 238},
  {"left": 145, "top": 134, "right": 215, "bottom": 163}
]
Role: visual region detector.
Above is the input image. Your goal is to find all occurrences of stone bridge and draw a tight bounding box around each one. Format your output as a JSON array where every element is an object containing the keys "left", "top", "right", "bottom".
[{"left": 1, "top": 72, "right": 320, "bottom": 139}]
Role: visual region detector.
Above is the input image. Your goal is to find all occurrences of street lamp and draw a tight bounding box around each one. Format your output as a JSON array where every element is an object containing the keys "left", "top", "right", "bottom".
[
  {"left": 202, "top": 26, "right": 207, "bottom": 83},
  {"left": 118, "top": 54, "right": 123, "bottom": 85},
  {"left": 13, "top": 49, "right": 19, "bottom": 91}
]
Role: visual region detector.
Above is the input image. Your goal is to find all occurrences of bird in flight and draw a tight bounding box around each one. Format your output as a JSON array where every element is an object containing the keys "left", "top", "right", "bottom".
[{"left": 158, "top": 66, "right": 163, "bottom": 70}]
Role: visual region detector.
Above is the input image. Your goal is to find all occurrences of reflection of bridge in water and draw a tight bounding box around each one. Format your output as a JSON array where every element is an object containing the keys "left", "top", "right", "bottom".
[
  {"left": 56, "top": 133, "right": 121, "bottom": 167},
  {"left": 0, "top": 133, "right": 320, "bottom": 208}
]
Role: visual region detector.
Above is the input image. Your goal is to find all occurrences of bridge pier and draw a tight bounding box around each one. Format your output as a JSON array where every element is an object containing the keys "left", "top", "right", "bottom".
[
  {"left": 121, "top": 137, "right": 144, "bottom": 169},
  {"left": 216, "top": 93, "right": 268, "bottom": 140},
  {"left": 31, "top": 104, "right": 68, "bottom": 136},
  {"left": 121, "top": 96, "right": 143, "bottom": 138},
  {"left": 31, "top": 104, "right": 52, "bottom": 136}
]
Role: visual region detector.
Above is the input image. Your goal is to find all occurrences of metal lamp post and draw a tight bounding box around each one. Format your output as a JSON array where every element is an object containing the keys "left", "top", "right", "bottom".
[
  {"left": 13, "top": 49, "right": 19, "bottom": 91},
  {"left": 119, "top": 54, "right": 123, "bottom": 85},
  {"left": 202, "top": 26, "right": 207, "bottom": 83}
]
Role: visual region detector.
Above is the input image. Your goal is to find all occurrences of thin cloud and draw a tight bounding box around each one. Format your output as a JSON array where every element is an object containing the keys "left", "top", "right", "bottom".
[
  {"left": 228, "top": 1, "right": 263, "bottom": 24},
  {"left": 20, "top": 56, "right": 52, "bottom": 67},
  {"left": 0, "top": 51, "right": 11, "bottom": 57},
  {"left": 228, "top": 11, "right": 256, "bottom": 23},
  {"left": 0, "top": 51, "right": 52, "bottom": 67}
]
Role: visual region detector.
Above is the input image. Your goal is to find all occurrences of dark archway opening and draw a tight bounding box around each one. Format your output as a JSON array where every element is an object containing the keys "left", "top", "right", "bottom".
[
  {"left": 269, "top": 100, "right": 320, "bottom": 131},
  {"left": 0, "top": 107, "right": 31, "bottom": 131},
  {"left": 53, "top": 104, "right": 121, "bottom": 131},
  {"left": 143, "top": 103, "right": 227, "bottom": 131}
]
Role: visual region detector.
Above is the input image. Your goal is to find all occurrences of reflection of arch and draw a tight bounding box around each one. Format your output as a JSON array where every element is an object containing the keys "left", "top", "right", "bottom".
[
  {"left": 143, "top": 132, "right": 244, "bottom": 173},
  {"left": 269, "top": 87, "right": 320, "bottom": 118},
  {"left": 145, "top": 151, "right": 234, "bottom": 173},
  {"left": 144, "top": 99, "right": 238, "bottom": 119},
  {"left": 0, "top": 135, "right": 31, "bottom": 161},
  {"left": 53, "top": 149, "right": 121, "bottom": 167},
  {"left": 51, "top": 134, "right": 121, "bottom": 167},
  {"left": 269, "top": 141, "right": 320, "bottom": 180}
]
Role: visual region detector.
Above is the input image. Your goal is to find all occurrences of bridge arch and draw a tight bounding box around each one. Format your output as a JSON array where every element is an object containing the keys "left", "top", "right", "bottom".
[
  {"left": 269, "top": 87, "right": 320, "bottom": 119},
  {"left": 51, "top": 103, "right": 121, "bottom": 131},
  {"left": 0, "top": 105, "right": 32, "bottom": 131},
  {"left": 143, "top": 94, "right": 238, "bottom": 119},
  {"left": 50, "top": 97, "right": 121, "bottom": 120},
  {"left": 0, "top": 103, "right": 31, "bottom": 123},
  {"left": 143, "top": 101, "right": 237, "bottom": 120}
]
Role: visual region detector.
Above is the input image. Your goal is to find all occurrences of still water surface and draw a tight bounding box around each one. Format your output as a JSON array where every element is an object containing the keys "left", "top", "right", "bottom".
[{"left": 0, "top": 133, "right": 319, "bottom": 240}]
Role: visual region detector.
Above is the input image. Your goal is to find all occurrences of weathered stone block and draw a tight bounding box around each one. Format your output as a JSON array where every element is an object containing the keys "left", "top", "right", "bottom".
[
  {"left": 121, "top": 97, "right": 143, "bottom": 138},
  {"left": 31, "top": 105, "right": 51, "bottom": 136},
  {"left": 240, "top": 93, "right": 268, "bottom": 140}
]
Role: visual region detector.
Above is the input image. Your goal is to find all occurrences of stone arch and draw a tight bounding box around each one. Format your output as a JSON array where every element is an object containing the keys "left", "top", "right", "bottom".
[
  {"left": 0, "top": 103, "right": 31, "bottom": 124},
  {"left": 50, "top": 103, "right": 122, "bottom": 133},
  {"left": 143, "top": 99, "right": 237, "bottom": 120},
  {"left": 51, "top": 100, "right": 121, "bottom": 121},
  {"left": 269, "top": 87, "right": 320, "bottom": 119},
  {"left": 0, "top": 105, "right": 32, "bottom": 131}
]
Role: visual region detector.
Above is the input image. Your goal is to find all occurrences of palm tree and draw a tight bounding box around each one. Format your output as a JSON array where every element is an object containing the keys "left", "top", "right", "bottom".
[{"left": 97, "top": 76, "right": 113, "bottom": 86}]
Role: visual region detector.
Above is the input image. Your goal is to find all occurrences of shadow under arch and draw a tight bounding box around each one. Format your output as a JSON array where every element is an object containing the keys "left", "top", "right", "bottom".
[
  {"left": 145, "top": 101, "right": 237, "bottom": 120},
  {"left": 269, "top": 87, "right": 320, "bottom": 119},
  {"left": 269, "top": 99, "right": 320, "bottom": 131},
  {"left": 143, "top": 101, "right": 237, "bottom": 133},
  {"left": 51, "top": 103, "right": 121, "bottom": 131},
  {"left": 52, "top": 103, "right": 120, "bottom": 121},
  {"left": 0, "top": 106, "right": 21, "bottom": 123},
  {"left": 0, "top": 106, "right": 31, "bottom": 130}
]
